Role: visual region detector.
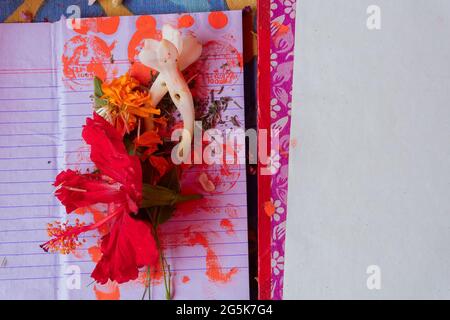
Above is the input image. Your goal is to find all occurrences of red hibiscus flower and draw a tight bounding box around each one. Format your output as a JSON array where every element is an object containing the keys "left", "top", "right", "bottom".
[
  {"left": 41, "top": 113, "right": 158, "bottom": 284},
  {"left": 53, "top": 170, "right": 130, "bottom": 214}
]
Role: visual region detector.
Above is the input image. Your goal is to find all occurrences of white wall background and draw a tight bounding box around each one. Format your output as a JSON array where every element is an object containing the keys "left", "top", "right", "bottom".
[{"left": 285, "top": 0, "right": 450, "bottom": 299}]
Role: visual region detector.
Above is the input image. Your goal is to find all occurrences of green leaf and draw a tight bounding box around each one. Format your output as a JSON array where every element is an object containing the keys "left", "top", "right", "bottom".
[
  {"left": 123, "top": 135, "right": 135, "bottom": 156},
  {"left": 141, "top": 184, "right": 178, "bottom": 207},
  {"left": 156, "top": 206, "right": 175, "bottom": 225},
  {"left": 94, "top": 76, "right": 104, "bottom": 98},
  {"left": 158, "top": 167, "right": 181, "bottom": 193},
  {"left": 141, "top": 184, "right": 202, "bottom": 208},
  {"left": 140, "top": 168, "right": 203, "bottom": 225},
  {"left": 94, "top": 96, "right": 107, "bottom": 108}
]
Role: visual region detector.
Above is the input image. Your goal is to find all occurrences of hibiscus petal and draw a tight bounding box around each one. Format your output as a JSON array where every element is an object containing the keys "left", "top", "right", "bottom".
[
  {"left": 82, "top": 113, "right": 143, "bottom": 207},
  {"left": 54, "top": 169, "right": 127, "bottom": 213},
  {"left": 91, "top": 211, "right": 159, "bottom": 284}
]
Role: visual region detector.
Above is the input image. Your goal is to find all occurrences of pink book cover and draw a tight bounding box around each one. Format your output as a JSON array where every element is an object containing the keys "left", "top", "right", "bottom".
[{"left": 257, "top": 0, "right": 297, "bottom": 300}]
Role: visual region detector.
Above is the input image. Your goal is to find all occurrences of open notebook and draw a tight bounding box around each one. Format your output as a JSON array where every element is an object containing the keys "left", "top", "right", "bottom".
[{"left": 0, "top": 11, "right": 249, "bottom": 300}]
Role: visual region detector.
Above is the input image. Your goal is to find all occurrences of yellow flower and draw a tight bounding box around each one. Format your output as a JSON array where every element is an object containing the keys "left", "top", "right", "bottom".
[{"left": 97, "top": 73, "right": 160, "bottom": 132}]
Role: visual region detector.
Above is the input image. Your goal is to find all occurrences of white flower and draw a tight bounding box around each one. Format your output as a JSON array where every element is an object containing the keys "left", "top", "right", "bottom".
[
  {"left": 270, "top": 51, "right": 278, "bottom": 71},
  {"left": 284, "top": 0, "right": 296, "bottom": 19},
  {"left": 271, "top": 250, "right": 284, "bottom": 276},
  {"left": 267, "top": 149, "right": 281, "bottom": 175},
  {"left": 271, "top": 98, "right": 281, "bottom": 119},
  {"left": 287, "top": 90, "right": 293, "bottom": 116},
  {"left": 271, "top": 197, "right": 285, "bottom": 222},
  {"left": 270, "top": 2, "right": 278, "bottom": 18}
]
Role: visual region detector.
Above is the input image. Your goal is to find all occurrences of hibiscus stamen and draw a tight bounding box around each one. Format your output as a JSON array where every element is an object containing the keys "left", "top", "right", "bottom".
[
  {"left": 40, "top": 208, "right": 123, "bottom": 254},
  {"left": 40, "top": 219, "right": 88, "bottom": 254}
]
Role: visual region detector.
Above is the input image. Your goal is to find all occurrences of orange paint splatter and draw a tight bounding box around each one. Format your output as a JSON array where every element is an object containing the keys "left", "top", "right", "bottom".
[
  {"left": 208, "top": 11, "right": 228, "bottom": 29},
  {"left": 127, "top": 16, "right": 161, "bottom": 85},
  {"left": 74, "top": 17, "right": 120, "bottom": 35},
  {"left": 88, "top": 245, "right": 102, "bottom": 263},
  {"left": 264, "top": 201, "right": 275, "bottom": 217},
  {"left": 94, "top": 283, "right": 120, "bottom": 300},
  {"left": 92, "top": 208, "right": 110, "bottom": 236},
  {"left": 272, "top": 21, "right": 289, "bottom": 36},
  {"left": 62, "top": 35, "right": 116, "bottom": 89},
  {"left": 178, "top": 14, "right": 195, "bottom": 28},
  {"left": 185, "top": 229, "right": 238, "bottom": 283},
  {"left": 206, "top": 251, "right": 238, "bottom": 283},
  {"left": 137, "top": 259, "right": 163, "bottom": 286},
  {"left": 182, "top": 276, "right": 190, "bottom": 283},
  {"left": 73, "top": 207, "right": 88, "bottom": 215},
  {"left": 220, "top": 219, "right": 235, "bottom": 235}
]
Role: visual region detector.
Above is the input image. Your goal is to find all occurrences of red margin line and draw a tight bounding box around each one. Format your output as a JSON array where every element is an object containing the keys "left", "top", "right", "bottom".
[{"left": 257, "top": 0, "right": 272, "bottom": 300}]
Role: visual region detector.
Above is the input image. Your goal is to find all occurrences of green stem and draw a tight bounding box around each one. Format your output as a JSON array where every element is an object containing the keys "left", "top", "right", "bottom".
[
  {"left": 160, "top": 249, "right": 171, "bottom": 300},
  {"left": 141, "top": 266, "right": 151, "bottom": 300},
  {"left": 174, "top": 193, "right": 203, "bottom": 204},
  {"left": 148, "top": 266, "right": 152, "bottom": 300},
  {"left": 148, "top": 208, "right": 172, "bottom": 300}
]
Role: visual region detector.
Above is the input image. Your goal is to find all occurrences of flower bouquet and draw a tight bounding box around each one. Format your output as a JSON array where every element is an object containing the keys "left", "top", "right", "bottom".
[{"left": 40, "top": 25, "right": 203, "bottom": 299}]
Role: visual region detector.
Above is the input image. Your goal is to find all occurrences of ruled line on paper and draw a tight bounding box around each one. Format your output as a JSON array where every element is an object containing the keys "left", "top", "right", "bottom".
[
  {"left": 0, "top": 254, "right": 249, "bottom": 269},
  {"left": 0, "top": 267, "right": 250, "bottom": 282},
  {"left": 0, "top": 20, "right": 62, "bottom": 298},
  {"left": 0, "top": 133, "right": 61, "bottom": 136},
  {"left": 0, "top": 233, "right": 248, "bottom": 246},
  {"left": 0, "top": 156, "right": 62, "bottom": 160},
  {"left": 0, "top": 242, "right": 249, "bottom": 256}
]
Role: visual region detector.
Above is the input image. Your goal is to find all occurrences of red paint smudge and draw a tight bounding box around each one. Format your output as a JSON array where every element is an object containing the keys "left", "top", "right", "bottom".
[
  {"left": 224, "top": 205, "right": 239, "bottom": 218},
  {"left": 185, "top": 40, "right": 242, "bottom": 99},
  {"left": 220, "top": 219, "right": 234, "bottom": 235},
  {"left": 203, "top": 163, "right": 241, "bottom": 195},
  {"left": 182, "top": 276, "right": 190, "bottom": 283}
]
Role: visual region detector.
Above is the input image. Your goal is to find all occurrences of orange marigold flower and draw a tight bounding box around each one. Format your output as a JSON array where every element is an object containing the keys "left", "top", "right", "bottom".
[{"left": 96, "top": 73, "right": 160, "bottom": 132}]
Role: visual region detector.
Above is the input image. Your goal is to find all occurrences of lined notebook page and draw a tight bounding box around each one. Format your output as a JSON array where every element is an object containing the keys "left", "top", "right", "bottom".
[
  {"left": 0, "top": 22, "right": 61, "bottom": 299},
  {"left": 0, "top": 11, "right": 249, "bottom": 300}
]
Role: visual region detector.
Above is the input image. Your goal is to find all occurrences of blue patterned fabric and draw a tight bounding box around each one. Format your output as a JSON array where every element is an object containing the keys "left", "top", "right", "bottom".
[{"left": 1, "top": 0, "right": 230, "bottom": 22}]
